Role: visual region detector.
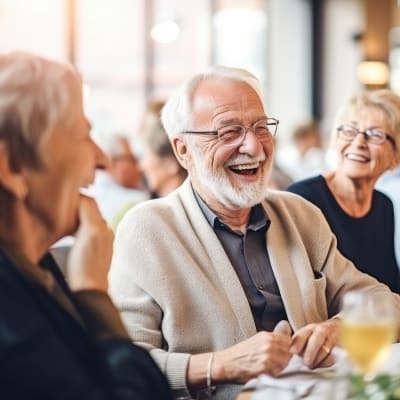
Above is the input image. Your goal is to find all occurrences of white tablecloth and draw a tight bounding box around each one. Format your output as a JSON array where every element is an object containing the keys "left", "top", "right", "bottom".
[{"left": 241, "top": 343, "right": 400, "bottom": 399}]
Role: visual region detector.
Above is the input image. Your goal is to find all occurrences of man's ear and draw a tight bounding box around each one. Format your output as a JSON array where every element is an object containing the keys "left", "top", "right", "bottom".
[
  {"left": 171, "top": 137, "right": 190, "bottom": 170},
  {"left": 0, "top": 142, "right": 28, "bottom": 200}
]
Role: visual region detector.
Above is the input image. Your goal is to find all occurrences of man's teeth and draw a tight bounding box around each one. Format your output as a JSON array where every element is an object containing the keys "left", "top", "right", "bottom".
[
  {"left": 346, "top": 154, "right": 369, "bottom": 162},
  {"left": 230, "top": 162, "right": 259, "bottom": 170}
]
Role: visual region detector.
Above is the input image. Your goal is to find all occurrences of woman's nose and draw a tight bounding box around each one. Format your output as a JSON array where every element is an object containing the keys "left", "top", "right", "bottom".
[
  {"left": 94, "top": 141, "right": 111, "bottom": 170},
  {"left": 353, "top": 131, "right": 369, "bottom": 146}
]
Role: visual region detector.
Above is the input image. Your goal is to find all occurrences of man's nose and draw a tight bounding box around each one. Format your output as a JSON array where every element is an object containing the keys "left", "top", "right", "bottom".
[{"left": 239, "top": 128, "right": 264, "bottom": 153}]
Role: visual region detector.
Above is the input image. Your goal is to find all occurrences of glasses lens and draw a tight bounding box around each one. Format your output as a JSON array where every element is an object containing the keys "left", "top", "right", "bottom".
[
  {"left": 366, "top": 129, "right": 385, "bottom": 144},
  {"left": 218, "top": 125, "right": 244, "bottom": 146},
  {"left": 338, "top": 126, "right": 357, "bottom": 141},
  {"left": 217, "top": 119, "right": 278, "bottom": 147},
  {"left": 254, "top": 121, "right": 274, "bottom": 140}
]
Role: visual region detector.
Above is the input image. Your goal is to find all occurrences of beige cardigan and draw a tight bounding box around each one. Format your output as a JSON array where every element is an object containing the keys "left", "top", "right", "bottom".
[{"left": 109, "top": 179, "right": 397, "bottom": 399}]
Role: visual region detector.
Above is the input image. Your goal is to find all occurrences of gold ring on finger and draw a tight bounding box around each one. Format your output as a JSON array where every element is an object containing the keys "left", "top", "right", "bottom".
[{"left": 322, "top": 344, "right": 331, "bottom": 354}]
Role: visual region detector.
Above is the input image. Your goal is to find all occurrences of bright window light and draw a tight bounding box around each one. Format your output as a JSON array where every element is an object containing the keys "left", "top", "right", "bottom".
[{"left": 151, "top": 20, "right": 180, "bottom": 44}]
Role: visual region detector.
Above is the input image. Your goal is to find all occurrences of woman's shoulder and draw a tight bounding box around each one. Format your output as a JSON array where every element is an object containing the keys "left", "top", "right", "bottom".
[{"left": 287, "top": 174, "right": 325, "bottom": 192}]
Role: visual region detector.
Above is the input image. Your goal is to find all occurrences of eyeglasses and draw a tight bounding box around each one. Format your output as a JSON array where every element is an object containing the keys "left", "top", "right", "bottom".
[
  {"left": 182, "top": 118, "right": 279, "bottom": 147},
  {"left": 337, "top": 125, "right": 396, "bottom": 149}
]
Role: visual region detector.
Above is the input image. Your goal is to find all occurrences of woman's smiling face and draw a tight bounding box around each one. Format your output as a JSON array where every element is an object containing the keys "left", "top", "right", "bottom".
[{"left": 335, "top": 105, "right": 397, "bottom": 182}]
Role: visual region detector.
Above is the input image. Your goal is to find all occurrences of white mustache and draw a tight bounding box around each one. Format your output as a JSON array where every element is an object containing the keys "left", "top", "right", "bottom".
[{"left": 226, "top": 154, "right": 266, "bottom": 167}]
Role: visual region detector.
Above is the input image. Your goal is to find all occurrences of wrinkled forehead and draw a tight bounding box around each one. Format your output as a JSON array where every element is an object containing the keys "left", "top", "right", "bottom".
[{"left": 191, "top": 78, "right": 265, "bottom": 123}]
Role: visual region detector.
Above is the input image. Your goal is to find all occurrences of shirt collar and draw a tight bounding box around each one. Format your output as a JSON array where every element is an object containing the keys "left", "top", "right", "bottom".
[{"left": 192, "top": 187, "right": 270, "bottom": 232}]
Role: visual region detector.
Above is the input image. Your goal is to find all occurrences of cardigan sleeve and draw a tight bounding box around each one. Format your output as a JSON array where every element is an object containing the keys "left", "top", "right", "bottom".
[{"left": 109, "top": 205, "right": 193, "bottom": 399}]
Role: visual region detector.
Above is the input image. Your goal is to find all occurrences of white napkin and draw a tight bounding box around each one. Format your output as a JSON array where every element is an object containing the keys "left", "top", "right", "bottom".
[
  {"left": 250, "top": 374, "right": 316, "bottom": 399},
  {"left": 242, "top": 350, "right": 347, "bottom": 399}
]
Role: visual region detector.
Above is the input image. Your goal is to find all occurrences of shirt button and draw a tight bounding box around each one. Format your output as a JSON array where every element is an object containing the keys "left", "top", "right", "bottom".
[{"left": 258, "top": 285, "right": 264, "bottom": 290}]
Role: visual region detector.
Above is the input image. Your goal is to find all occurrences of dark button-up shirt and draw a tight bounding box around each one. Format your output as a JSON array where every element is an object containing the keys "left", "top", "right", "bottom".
[{"left": 194, "top": 190, "right": 287, "bottom": 331}]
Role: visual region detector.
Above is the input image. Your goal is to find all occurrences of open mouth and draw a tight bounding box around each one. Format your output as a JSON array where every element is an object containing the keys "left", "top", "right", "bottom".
[
  {"left": 228, "top": 162, "right": 260, "bottom": 175},
  {"left": 345, "top": 153, "right": 370, "bottom": 163}
]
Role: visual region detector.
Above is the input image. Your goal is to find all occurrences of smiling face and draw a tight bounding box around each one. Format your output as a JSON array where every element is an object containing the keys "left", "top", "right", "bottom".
[
  {"left": 335, "top": 105, "right": 397, "bottom": 183},
  {"left": 22, "top": 76, "right": 108, "bottom": 242},
  {"left": 178, "top": 78, "right": 274, "bottom": 210}
]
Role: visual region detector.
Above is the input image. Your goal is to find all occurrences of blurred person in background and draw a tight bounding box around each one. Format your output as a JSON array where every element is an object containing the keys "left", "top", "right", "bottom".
[
  {"left": 267, "top": 138, "right": 293, "bottom": 190},
  {"left": 89, "top": 134, "right": 149, "bottom": 224},
  {"left": 0, "top": 51, "right": 171, "bottom": 399},
  {"left": 110, "top": 104, "right": 187, "bottom": 230},
  {"left": 276, "top": 119, "right": 328, "bottom": 181},
  {"left": 288, "top": 90, "right": 400, "bottom": 293},
  {"left": 138, "top": 118, "right": 187, "bottom": 198}
]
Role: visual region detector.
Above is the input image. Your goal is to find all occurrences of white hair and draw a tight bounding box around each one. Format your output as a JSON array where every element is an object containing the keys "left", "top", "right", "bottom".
[{"left": 161, "top": 65, "right": 266, "bottom": 140}]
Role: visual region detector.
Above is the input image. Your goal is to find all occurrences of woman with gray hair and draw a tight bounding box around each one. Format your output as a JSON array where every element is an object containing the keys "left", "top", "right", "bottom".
[
  {"left": 0, "top": 51, "right": 171, "bottom": 399},
  {"left": 288, "top": 89, "right": 400, "bottom": 292}
]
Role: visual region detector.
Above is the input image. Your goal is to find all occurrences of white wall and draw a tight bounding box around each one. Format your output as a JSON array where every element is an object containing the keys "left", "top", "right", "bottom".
[
  {"left": 267, "top": 0, "right": 366, "bottom": 147},
  {"left": 267, "top": 0, "right": 312, "bottom": 145},
  {"left": 321, "top": 0, "right": 364, "bottom": 137}
]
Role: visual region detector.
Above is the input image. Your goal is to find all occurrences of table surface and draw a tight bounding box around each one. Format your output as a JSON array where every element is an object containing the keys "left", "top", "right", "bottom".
[{"left": 237, "top": 343, "right": 400, "bottom": 399}]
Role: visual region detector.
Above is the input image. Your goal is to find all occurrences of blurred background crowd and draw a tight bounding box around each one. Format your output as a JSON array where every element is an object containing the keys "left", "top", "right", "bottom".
[{"left": 2, "top": 0, "right": 400, "bottom": 260}]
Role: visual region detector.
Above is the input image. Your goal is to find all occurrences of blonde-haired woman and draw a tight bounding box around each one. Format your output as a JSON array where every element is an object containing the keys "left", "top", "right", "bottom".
[{"left": 288, "top": 89, "right": 400, "bottom": 293}]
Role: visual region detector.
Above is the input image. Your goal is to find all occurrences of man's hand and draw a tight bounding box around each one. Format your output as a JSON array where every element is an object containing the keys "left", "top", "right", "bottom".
[
  {"left": 212, "top": 321, "right": 292, "bottom": 383},
  {"left": 290, "top": 319, "right": 339, "bottom": 368},
  {"left": 66, "top": 196, "right": 114, "bottom": 292}
]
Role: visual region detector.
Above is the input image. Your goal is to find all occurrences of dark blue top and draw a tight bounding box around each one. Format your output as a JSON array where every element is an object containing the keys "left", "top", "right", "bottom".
[{"left": 287, "top": 175, "right": 400, "bottom": 293}]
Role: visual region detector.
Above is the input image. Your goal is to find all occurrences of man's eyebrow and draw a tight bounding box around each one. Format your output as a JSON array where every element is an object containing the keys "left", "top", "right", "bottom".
[
  {"left": 215, "top": 118, "right": 240, "bottom": 126},
  {"left": 216, "top": 116, "right": 267, "bottom": 126}
]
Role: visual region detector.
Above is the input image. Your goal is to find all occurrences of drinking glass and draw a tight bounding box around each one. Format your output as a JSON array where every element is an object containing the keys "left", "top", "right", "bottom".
[{"left": 339, "top": 290, "right": 397, "bottom": 377}]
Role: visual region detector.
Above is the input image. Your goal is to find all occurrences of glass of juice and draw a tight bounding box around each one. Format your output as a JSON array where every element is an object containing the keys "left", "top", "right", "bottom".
[{"left": 339, "top": 290, "right": 397, "bottom": 377}]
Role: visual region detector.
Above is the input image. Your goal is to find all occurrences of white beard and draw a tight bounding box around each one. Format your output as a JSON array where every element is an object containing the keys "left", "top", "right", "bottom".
[{"left": 190, "top": 145, "right": 270, "bottom": 209}]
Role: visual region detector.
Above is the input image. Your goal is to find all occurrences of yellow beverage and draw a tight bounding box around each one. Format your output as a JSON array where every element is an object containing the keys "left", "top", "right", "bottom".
[{"left": 340, "top": 320, "right": 396, "bottom": 374}]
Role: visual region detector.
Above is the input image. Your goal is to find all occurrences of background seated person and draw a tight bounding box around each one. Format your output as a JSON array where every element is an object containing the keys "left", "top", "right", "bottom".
[
  {"left": 0, "top": 51, "right": 171, "bottom": 399},
  {"left": 288, "top": 90, "right": 400, "bottom": 293},
  {"left": 275, "top": 119, "right": 328, "bottom": 181},
  {"left": 138, "top": 118, "right": 187, "bottom": 198},
  {"left": 89, "top": 133, "right": 149, "bottom": 224},
  {"left": 111, "top": 109, "right": 187, "bottom": 230},
  {"left": 109, "top": 66, "right": 400, "bottom": 400}
]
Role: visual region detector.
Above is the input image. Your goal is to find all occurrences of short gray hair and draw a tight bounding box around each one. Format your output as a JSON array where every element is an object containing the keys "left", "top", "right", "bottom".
[
  {"left": 0, "top": 51, "right": 81, "bottom": 171},
  {"left": 333, "top": 89, "right": 400, "bottom": 161},
  {"left": 161, "top": 65, "right": 265, "bottom": 140}
]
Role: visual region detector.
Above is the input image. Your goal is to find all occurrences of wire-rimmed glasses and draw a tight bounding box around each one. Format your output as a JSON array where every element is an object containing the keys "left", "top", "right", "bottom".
[
  {"left": 337, "top": 125, "right": 396, "bottom": 149},
  {"left": 182, "top": 117, "right": 279, "bottom": 148}
]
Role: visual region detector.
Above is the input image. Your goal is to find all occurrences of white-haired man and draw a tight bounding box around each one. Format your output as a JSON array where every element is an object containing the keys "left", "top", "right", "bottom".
[
  {"left": 109, "top": 66, "right": 400, "bottom": 400},
  {"left": 0, "top": 51, "right": 171, "bottom": 399}
]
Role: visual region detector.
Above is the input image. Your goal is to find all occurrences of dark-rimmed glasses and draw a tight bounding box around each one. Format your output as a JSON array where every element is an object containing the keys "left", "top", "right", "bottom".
[
  {"left": 182, "top": 118, "right": 279, "bottom": 148},
  {"left": 337, "top": 125, "right": 396, "bottom": 149}
]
